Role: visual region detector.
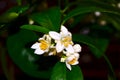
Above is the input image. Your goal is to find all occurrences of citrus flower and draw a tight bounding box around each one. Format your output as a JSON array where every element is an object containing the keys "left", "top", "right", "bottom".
[
  {"left": 60, "top": 53, "right": 80, "bottom": 70},
  {"left": 73, "top": 44, "right": 81, "bottom": 52},
  {"left": 65, "top": 53, "right": 79, "bottom": 70},
  {"left": 48, "top": 47, "right": 57, "bottom": 56},
  {"left": 49, "top": 25, "right": 73, "bottom": 53},
  {"left": 61, "top": 44, "right": 81, "bottom": 70},
  {"left": 31, "top": 34, "right": 51, "bottom": 55},
  {"left": 64, "top": 44, "right": 81, "bottom": 56}
]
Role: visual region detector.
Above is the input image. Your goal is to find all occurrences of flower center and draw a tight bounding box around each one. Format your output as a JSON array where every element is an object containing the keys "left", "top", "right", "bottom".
[
  {"left": 62, "top": 36, "right": 73, "bottom": 47},
  {"left": 39, "top": 40, "right": 49, "bottom": 50},
  {"left": 68, "top": 58, "right": 77, "bottom": 65}
]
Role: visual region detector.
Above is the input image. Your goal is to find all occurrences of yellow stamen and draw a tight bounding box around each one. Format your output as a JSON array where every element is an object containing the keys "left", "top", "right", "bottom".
[
  {"left": 62, "top": 36, "right": 73, "bottom": 47},
  {"left": 39, "top": 40, "right": 49, "bottom": 50},
  {"left": 68, "top": 58, "right": 77, "bottom": 65}
]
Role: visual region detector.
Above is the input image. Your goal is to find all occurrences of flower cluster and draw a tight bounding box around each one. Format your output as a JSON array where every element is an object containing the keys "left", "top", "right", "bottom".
[{"left": 31, "top": 25, "right": 81, "bottom": 70}]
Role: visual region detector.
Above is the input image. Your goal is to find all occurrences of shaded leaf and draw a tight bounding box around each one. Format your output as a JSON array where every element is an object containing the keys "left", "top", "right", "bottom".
[
  {"left": 21, "top": 24, "right": 50, "bottom": 33},
  {"left": 16, "top": 0, "right": 22, "bottom": 5},
  {"left": 7, "top": 30, "right": 51, "bottom": 79},
  {"left": 73, "top": 34, "right": 109, "bottom": 58},
  {"left": 31, "top": 7, "right": 61, "bottom": 31},
  {"left": 67, "top": 65, "right": 83, "bottom": 80},
  {"left": 0, "top": 12, "right": 18, "bottom": 23},
  {"left": 62, "top": 0, "right": 120, "bottom": 24},
  {"left": 7, "top": 5, "right": 29, "bottom": 14},
  {"left": 50, "top": 62, "right": 66, "bottom": 80},
  {"left": 0, "top": 5, "right": 29, "bottom": 23}
]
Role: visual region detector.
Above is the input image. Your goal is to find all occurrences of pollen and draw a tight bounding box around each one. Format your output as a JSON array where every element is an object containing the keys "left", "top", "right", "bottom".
[
  {"left": 62, "top": 36, "right": 73, "bottom": 47},
  {"left": 39, "top": 40, "right": 49, "bottom": 50},
  {"left": 68, "top": 58, "right": 77, "bottom": 65}
]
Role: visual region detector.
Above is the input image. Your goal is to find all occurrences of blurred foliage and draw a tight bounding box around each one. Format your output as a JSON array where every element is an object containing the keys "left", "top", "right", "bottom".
[{"left": 0, "top": 0, "right": 120, "bottom": 80}]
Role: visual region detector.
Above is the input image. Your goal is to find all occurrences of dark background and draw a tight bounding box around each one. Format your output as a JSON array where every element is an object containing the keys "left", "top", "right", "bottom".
[{"left": 0, "top": 0, "right": 120, "bottom": 80}]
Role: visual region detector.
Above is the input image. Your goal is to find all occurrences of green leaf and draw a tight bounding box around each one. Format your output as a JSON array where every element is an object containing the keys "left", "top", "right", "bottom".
[
  {"left": 0, "top": 12, "right": 19, "bottom": 23},
  {"left": 16, "top": 0, "right": 22, "bottom": 5},
  {"left": 62, "top": 0, "right": 120, "bottom": 24},
  {"left": 104, "top": 15, "right": 120, "bottom": 31},
  {"left": 7, "top": 29, "right": 51, "bottom": 79},
  {"left": 89, "top": 38, "right": 109, "bottom": 58},
  {"left": 73, "top": 34, "right": 109, "bottom": 58},
  {"left": 0, "top": 5, "right": 29, "bottom": 23},
  {"left": 50, "top": 62, "right": 66, "bottom": 80},
  {"left": 67, "top": 65, "right": 83, "bottom": 80},
  {"left": 7, "top": 5, "right": 29, "bottom": 14},
  {"left": 21, "top": 24, "right": 50, "bottom": 33},
  {"left": 31, "top": 7, "right": 61, "bottom": 31}
]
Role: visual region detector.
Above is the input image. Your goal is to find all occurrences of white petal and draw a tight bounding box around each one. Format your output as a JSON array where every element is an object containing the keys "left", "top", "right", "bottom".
[
  {"left": 66, "top": 62, "right": 72, "bottom": 70},
  {"left": 61, "top": 25, "right": 69, "bottom": 36},
  {"left": 34, "top": 49, "right": 44, "bottom": 55},
  {"left": 73, "top": 44, "right": 82, "bottom": 52},
  {"left": 48, "top": 52, "right": 53, "bottom": 56},
  {"left": 56, "top": 41, "right": 64, "bottom": 53},
  {"left": 49, "top": 31, "right": 61, "bottom": 40},
  {"left": 31, "top": 42, "right": 40, "bottom": 49},
  {"left": 66, "top": 45, "right": 74, "bottom": 53},
  {"left": 72, "top": 61, "right": 79, "bottom": 65},
  {"left": 67, "top": 55, "right": 74, "bottom": 62},
  {"left": 74, "top": 53, "right": 80, "bottom": 59}
]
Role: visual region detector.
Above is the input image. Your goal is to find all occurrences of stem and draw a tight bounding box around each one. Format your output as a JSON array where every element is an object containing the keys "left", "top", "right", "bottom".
[{"left": 103, "top": 54, "right": 116, "bottom": 80}]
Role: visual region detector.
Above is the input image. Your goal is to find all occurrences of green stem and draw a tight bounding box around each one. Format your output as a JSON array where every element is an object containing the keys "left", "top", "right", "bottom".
[{"left": 103, "top": 54, "right": 116, "bottom": 80}]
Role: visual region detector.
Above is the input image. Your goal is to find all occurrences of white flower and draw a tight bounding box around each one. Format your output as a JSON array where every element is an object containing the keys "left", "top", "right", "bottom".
[
  {"left": 63, "top": 44, "right": 81, "bottom": 56},
  {"left": 49, "top": 25, "right": 73, "bottom": 53},
  {"left": 31, "top": 34, "right": 51, "bottom": 55},
  {"left": 48, "top": 47, "right": 57, "bottom": 56},
  {"left": 65, "top": 53, "right": 79, "bottom": 70},
  {"left": 61, "top": 44, "right": 81, "bottom": 70},
  {"left": 73, "top": 44, "right": 82, "bottom": 53},
  {"left": 94, "top": 11, "right": 101, "bottom": 17}
]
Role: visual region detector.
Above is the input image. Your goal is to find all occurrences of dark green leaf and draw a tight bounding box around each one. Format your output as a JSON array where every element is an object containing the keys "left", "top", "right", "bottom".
[
  {"left": 104, "top": 15, "right": 120, "bottom": 31},
  {"left": 16, "top": 0, "right": 22, "bottom": 5},
  {"left": 50, "top": 62, "right": 66, "bottom": 80},
  {"left": 7, "top": 5, "right": 29, "bottom": 14},
  {"left": 31, "top": 7, "right": 61, "bottom": 31},
  {"left": 0, "top": 5, "right": 29, "bottom": 23},
  {"left": 0, "top": 12, "right": 18, "bottom": 23},
  {"left": 73, "top": 34, "right": 109, "bottom": 58},
  {"left": 67, "top": 65, "right": 83, "bottom": 80},
  {"left": 62, "top": 0, "right": 120, "bottom": 24},
  {"left": 89, "top": 38, "right": 109, "bottom": 58},
  {"left": 7, "top": 30, "right": 51, "bottom": 79},
  {"left": 21, "top": 24, "right": 50, "bottom": 33}
]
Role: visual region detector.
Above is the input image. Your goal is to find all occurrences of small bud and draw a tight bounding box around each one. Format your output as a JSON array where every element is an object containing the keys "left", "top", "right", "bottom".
[{"left": 94, "top": 11, "right": 101, "bottom": 17}]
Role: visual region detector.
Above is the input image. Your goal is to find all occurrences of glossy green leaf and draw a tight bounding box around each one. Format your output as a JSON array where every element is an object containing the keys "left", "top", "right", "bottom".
[
  {"left": 30, "top": 7, "right": 61, "bottom": 31},
  {"left": 21, "top": 24, "right": 50, "bottom": 33},
  {"left": 50, "top": 62, "right": 66, "bottom": 80},
  {"left": 73, "top": 34, "right": 109, "bottom": 58},
  {"left": 7, "top": 30, "right": 51, "bottom": 79},
  {"left": 67, "top": 65, "right": 83, "bottom": 80}
]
